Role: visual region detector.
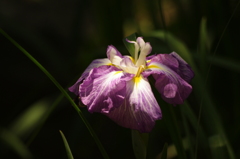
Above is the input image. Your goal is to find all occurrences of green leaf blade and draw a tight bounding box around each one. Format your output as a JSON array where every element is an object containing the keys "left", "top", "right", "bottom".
[
  {"left": 123, "top": 33, "right": 137, "bottom": 58},
  {"left": 59, "top": 130, "right": 74, "bottom": 159}
]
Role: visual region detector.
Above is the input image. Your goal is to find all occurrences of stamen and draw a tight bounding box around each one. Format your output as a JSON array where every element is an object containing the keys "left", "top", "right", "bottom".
[{"left": 135, "top": 65, "right": 144, "bottom": 77}]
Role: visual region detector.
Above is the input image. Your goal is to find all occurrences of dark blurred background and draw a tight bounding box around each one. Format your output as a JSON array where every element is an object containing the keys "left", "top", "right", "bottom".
[{"left": 1, "top": 0, "right": 240, "bottom": 158}]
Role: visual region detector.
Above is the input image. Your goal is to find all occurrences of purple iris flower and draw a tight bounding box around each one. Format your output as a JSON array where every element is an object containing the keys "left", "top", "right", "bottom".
[{"left": 69, "top": 37, "right": 194, "bottom": 133}]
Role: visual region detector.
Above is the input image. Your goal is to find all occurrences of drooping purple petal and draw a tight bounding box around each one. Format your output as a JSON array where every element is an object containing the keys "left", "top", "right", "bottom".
[
  {"left": 105, "top": 76, "right": 162, "bottom": 133},
  {"left": 143, "top": 60, "right": 192, "bottom": 105},
  {"left": 79, "top": 65, "right": 134, "bottom": 113},
  {"left": 147, "top": 53, "right": 179, "bottom": 69},
  {"left": 146, "top": 54, "right": 157, "bottom": 61},
  {"left": 169, "top": 52, "right": 194, "bottom": 83},
  {"left": 68, "top": 58, "right": 111, "bottom": 95}
]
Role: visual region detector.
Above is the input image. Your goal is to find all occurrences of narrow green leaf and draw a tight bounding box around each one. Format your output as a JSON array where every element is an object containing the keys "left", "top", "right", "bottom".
[
  {"left": 123, "top": 33, "right": 137, "bottom": 58},
  {"left": 59, "top": 130, "right": 74, "bottom": 159},
  {"left": 0, "top": 28, "right": 109, "bottom": 159},
  {"left": 131, "top": 130, "right": 148, "bottom": 159},
  {"left": 0, "top": 128, "right": 32, "bottom": 159},
  {"left": 160, "top": 143, "right": 168, "bottom": 159}
]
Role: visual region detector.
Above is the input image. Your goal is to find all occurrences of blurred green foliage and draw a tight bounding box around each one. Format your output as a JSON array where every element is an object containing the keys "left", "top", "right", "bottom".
[{"left": 1, "top": 0, "right": 240, "bottom": 158}]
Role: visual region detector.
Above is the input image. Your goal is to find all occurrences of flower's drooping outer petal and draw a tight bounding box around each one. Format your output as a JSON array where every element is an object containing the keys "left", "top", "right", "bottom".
[
  {"left": 80, "top": 65, "right": 134, "bottom": 113},
  {"left": 105, "top": 76, "right": 162, "bottom": 133},
  {"left": 68, "top": 58, "right": 111, "bottom": 95},
  {"left": 146, "top": 54, "right": 157, "bottom": 61},
  {"left": 169, "top": 52, "right": 194, "bottom": 83},
  {"left": 107, "top": 45, "right": 123, "bottom": 66},
  {"left": 146, "top": 54, "right": 179, "bottom": 69},
  {"left": 143, "top": 55, "right": 192, "bottom": 105}
]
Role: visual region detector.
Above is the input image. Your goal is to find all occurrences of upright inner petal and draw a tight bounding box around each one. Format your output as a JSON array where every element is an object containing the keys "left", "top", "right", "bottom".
[
  {"left": 136, "top": 42, "right": 152, "bottom": 67},
  {"left": 107, "top": 45, "right": 123, "bottom": 66},
  {"left": 119, "top": 56, "right": 138, "bottom": 74}
]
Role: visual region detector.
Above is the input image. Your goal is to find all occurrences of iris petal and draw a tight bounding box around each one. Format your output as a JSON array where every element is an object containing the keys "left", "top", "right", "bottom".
[
  {"left": 147, "top": 54, "right": 179, "bottom": 69},
  {"left": 105, "top": 76, "right": 162, "bottom": 133},
  {"left": 79, "top": 65, "right": 134, "bottom": 113},
  {"left": 169, "top": 52, "right": 194, "bottom": 83},
  {"left": 147, "top": 53, "right": 194, "bottom": 83},
  {"left": 107, "top": 45, "right": 123, "bottom": 66},
  {"left": 144, "top": 58, "right": 192, "bottom": 105},
  {"left": 68, "top": 58, "right": 111, "bottom": 95}
]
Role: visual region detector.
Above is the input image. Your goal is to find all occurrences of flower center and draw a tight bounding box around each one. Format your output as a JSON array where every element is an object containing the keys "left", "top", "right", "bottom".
[{"left": 121, "top": 37, "right": 151, "bottom": 77}]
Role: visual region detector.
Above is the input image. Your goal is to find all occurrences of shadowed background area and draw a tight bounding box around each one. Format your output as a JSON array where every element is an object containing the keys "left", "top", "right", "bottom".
[{"left": 1, "top": 0, "right": 240, "bottom": 158}]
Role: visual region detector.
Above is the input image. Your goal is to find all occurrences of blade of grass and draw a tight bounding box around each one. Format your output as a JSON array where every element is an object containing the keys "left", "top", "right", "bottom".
[
  {"left": 59, "top": 130, "right": 74, "bottom": 159},
  {"left": 0, "top": 28, "right": 109, "bottom": 159}
]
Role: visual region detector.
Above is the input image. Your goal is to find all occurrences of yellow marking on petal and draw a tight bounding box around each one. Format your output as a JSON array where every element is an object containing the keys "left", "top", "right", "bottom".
[
  {"left": 133, "top": 76, "right": 142, "bottom": 86},
  {"left": 147, "top": 64, "right": 162, "bottom": 69},
  {"left": 146, "top": 60, "right": 151, "bottom": 63},
  {"left": 129, "top": 56, "right": 135, "bottom": 63},
  {"left": 114, "top": 71, "right": 122, "bottom": 75},
  {"left": 107, "top": 63, "right": 117, "bottom": 67}
]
